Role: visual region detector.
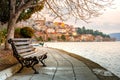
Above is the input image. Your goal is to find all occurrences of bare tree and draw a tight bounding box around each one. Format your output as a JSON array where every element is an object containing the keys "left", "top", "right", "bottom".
[{"left": 44, "top": 0, "right": 113, "bottom": 22}]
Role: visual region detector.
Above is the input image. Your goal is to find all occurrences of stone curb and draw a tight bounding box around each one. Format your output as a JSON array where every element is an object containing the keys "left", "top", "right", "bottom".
[{"left": 0, "top": 64, "right": 19, "bottom": 80}]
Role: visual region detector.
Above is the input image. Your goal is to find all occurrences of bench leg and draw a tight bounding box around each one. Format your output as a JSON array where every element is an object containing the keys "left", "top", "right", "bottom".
[
  {"left": 31, "top": 66, "right": 39, "bottom": 74},
  {"left": 31, "top": 59, "right": 39, "bottom": 74},
  {"left": 38, "top": 54, "right": 47, "bottom": 67},
  {"left": 40, "top": 60, "right": 46, "bottom": 67}
]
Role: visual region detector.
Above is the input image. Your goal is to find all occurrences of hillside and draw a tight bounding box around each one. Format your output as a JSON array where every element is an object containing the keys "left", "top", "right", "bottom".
[{"left": 109, "top": 33, "right": 120, "bottom": 41}]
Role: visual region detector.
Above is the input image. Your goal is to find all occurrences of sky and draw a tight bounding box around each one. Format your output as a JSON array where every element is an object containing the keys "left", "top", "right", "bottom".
[
  {"left": 64, "top": 0, "right": 120, "bottom": 34},
  {"left": 32, "top": 0, "right": 120, "bottom": 34}
]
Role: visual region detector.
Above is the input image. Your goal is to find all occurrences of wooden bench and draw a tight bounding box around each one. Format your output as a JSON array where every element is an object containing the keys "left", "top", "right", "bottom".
[{"left": 8, "top": 38, "right": 47, "bottom": 74}]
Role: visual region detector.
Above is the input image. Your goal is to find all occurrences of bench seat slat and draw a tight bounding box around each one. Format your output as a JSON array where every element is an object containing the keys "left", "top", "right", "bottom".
[
  {"left": 22, "top": 52, "right": 47, "bottom": 58},
  {"left": 13, "top": 38, "right": 30, "bottom": 41},
  {"left": 20, "top": 51, "right": 36, "bottom": 57},
  {"left": 17, "top": 47, "right": 35, "bottom": 53},
  {"left": 16, "top": 45, "right": 32, "bottom": 50},
  {"left": 14, "top": 41, "right": 31, "bottom": 45}
]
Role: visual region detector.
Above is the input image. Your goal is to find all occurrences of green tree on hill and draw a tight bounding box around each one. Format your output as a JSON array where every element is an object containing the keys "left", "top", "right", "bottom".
[{"left": 76, "top": 26, "right": 110, "bottom": 38}]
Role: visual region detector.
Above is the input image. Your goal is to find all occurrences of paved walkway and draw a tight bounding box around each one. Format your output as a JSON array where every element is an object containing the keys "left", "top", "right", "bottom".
[{"left": 6, "top": 47, "right": 99, "bottom": 80}]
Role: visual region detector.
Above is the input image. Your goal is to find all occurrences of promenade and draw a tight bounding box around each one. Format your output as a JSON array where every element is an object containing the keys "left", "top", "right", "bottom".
[{"left": 6, "top": 47, "right": 99, "bottom": 80}]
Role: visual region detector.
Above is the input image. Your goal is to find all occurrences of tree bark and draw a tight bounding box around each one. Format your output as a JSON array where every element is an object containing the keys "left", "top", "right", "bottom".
[
  {"left": 4, "top": 0, "right": 16, "bottom": 50},
  {"left": 5, "top": 18, "right": 16, "bottom": 50}
]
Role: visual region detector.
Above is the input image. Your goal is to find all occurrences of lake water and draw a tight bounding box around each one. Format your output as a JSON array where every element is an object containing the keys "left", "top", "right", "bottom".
[{"left": 45, "top": 42, "right": 120, "bottom": 78}]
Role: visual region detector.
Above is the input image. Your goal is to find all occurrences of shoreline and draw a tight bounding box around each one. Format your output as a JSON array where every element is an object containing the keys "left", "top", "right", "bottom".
[{"left": 53, "top": 48, "right": 120, "bottom": 80}]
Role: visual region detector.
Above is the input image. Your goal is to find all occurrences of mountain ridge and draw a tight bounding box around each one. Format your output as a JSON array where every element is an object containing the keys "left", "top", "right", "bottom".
[{"left": 109, "top": 33, "right": 120, "bottom": 41}]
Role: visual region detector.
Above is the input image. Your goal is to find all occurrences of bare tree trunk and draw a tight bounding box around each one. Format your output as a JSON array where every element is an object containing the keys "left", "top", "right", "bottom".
[
  {"left": 4, "top": 11, "right": 21, "bottom": 50},
  {"left": 4, "top": 0, "right": 16, "bottom": 50},
  {"left": 4, "top": 0, "right": 42, "bottom": 50},
  {"left": 4, "top": 19, "right": 15, "bottom": 50}
]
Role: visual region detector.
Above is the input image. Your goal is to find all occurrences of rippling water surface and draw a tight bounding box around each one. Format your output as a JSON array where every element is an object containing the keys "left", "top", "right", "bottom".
[{"left": 45, "top": 42, "right": 120, "bottom": 78}]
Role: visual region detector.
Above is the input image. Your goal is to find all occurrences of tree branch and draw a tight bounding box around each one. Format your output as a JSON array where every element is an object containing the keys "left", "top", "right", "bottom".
[
  {"left": 44, "top": 0, "right": 113, "bottom": 22},
  {"left": 46, "top": 0, "right": 63, "bottom": 21},
  {"left": 16, "top": 0, "right": 34, "bottom": 14}
]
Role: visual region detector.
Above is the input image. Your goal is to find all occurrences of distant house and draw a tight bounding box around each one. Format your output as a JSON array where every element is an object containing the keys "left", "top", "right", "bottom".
[
  {"left": 72, "top": 32, "right": 77, "bottom": 36},
  {"left": 35, "top": 20, "right": 45, "bottom": 26},
  {"left": 69, "top": 36, "right": 75, "bottom": 41},
  {"left": 45, "top": 21, "right": 54, "bottom": 28},
  {"left": 46, "top": 28, "right": 55, "bottom": 34},
  {"left": 95, "top": 35, "right": 103, "bottom": 42},
  {"left": 80, "top": 34, "right": 95, "bottom": 41},
  {"left": 56, "top": 29, "right": 67, "bottom": 33}
]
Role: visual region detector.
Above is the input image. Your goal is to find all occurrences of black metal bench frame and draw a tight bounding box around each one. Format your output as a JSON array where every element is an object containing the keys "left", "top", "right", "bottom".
[{"left": 8, "top": 38, "right": 47, "bottom": 74}]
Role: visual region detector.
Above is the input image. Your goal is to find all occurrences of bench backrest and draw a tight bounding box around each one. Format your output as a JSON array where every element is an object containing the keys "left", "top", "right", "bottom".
[{"left": 8, "top": 38, "right": 35, "bottom": 60}]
